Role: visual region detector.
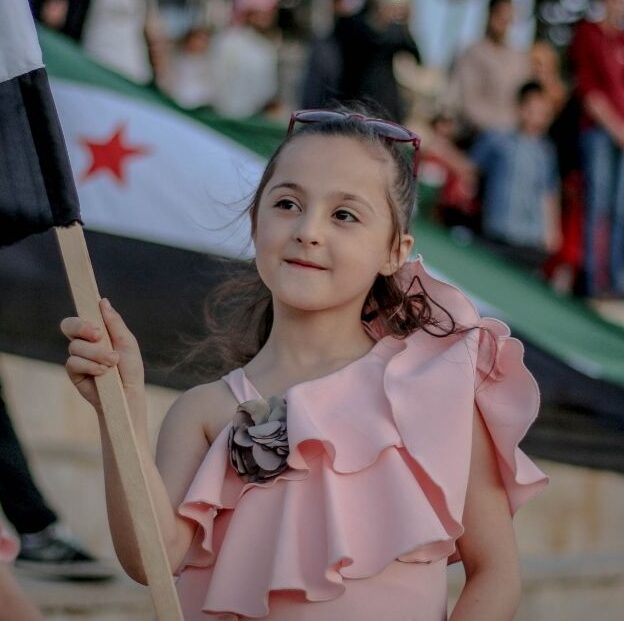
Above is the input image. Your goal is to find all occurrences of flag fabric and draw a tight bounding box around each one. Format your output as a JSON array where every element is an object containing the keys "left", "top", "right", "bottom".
[
  {"left": 39, "top": 27, "right": 272, "bottom": 260},
  {"left": 0, "top": 26, "right": 623, "bottom": 472},
  {"left": 1, "top": 11, "right": 189, "bottom": 616},
  {"left": 0, "top": 0, "right": 81, "bottom": 246}
]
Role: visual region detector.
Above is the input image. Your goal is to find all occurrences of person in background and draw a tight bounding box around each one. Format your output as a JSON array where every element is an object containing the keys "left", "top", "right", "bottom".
[
  {"left": 30, "top": 0, "right": 91, "bottom": 42},
  {"left": 334, "top": 0, "right": 420, "bottom": 122},
  {"left": 470, "top": 81, "right": 562, "bottom": 273},
  {"left": 209, "top": 0, "right": 280, "bottom": 118},
  {"left": 0, "top": 522, "right": 42, "bottom": 621},
  {"left": 569, "top": 0, "right": 624, "bottom": 297},
  {"left": 80, "top": 0, "right": 167, "bottom": 87},
  {"left": 300, "top": 0, "right": 360, "bottom": 110},
  {"left": 534, "top": 42, "right": 580, "bottom": 295},
  {"left": 165, "top": 26, "right": 214, "bottom": 109},
  {"left": 0, "top": 381, "right": 112, "bottom": 580},
  {"left": 419, "top": 112, "right": 478, "bottom": 228},
  {"left": 450, "top": 0, "right": 530, "bottom": 140},
  {"left": 530, "top": 39, "right": 567, "bottom": 118},
  {"left": 34, "top": 0, "right": 167, "bottom": 87}
]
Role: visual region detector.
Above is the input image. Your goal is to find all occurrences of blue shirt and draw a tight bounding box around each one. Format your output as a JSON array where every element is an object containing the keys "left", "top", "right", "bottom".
[{"left": 470, "top": 130, "right": 559, "bottom": 249}]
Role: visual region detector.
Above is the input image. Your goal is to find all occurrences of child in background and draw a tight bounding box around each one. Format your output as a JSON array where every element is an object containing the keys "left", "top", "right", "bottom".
[
  {"left": 61, "top": 107, "right": 548, "bottom": 620},
  {"left": 208, "top": 0, "right": 280, "bottom": 118},
  {"left": 166, "top": 27, "right": 214, "bottom": 110},
  {"left": 530, "top": 40, "right": 567, "bottom": 117},
  {"left": 420, "top": 112, "right": 478, "bottom": 228},
  {"left": 470, "top": 81, "right": 562, "bottom": 272}
]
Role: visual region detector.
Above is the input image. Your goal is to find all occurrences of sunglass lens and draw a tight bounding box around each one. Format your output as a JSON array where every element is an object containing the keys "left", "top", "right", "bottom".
[
  {"left": 367, "top": 120, "right": 413, "bottom": 140},
  {"left": 295, "top": 110, "right": 346, "bottom": 124}
]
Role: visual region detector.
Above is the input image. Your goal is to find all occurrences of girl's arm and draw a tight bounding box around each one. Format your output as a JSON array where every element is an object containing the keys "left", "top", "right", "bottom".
[
  {"left": 450, "top": 406, "right": 522, "bottom": 621},
  {"left": 61, "top": 300, "right": 216, "bottom": 583},
  {"left": 97, "top": 388, "right": 211, "bottom": 584}
]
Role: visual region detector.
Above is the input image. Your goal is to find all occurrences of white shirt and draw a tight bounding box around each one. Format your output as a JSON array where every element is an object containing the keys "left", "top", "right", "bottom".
[
  {"left": 209, "top": 26, "right": 278, "bottom": 118},
  {"left": 81, "top": 0, "right": 152, "bottom": 84}
]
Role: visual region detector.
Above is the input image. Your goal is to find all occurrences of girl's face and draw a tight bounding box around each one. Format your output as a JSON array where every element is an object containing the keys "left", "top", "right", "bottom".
[{"left": 253, "top": 134, "right": 414, "bottom": 314}]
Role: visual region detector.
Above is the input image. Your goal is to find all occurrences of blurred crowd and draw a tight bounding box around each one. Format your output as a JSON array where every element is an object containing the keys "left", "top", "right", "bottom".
[
  {"left": 423, "top": 0, "right": 624, "bottom": 300},
  {"left": 31, "top": 0, "right": 624, "bottom": 299}
]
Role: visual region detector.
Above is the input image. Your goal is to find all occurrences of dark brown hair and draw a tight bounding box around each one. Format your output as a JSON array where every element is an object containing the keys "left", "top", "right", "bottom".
[{"left": 190, "top": 108, "right": 490, "bottom": 378}]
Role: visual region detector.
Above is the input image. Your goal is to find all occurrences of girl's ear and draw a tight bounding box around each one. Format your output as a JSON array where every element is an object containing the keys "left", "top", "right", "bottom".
[{"left": 379, "top": 233, "right": 414, "bottom": 276}]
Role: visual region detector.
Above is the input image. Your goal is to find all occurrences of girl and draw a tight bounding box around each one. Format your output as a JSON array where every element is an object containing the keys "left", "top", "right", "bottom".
[{"left": 61, "top": 108, "right": 548, "bottom": 620}]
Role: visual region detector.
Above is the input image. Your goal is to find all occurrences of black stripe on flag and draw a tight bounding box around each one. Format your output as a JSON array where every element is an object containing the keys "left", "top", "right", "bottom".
[
  {"left": 2, "top": 229, "right": 624, "bottom": 472},
  {"left": 0, "top": 66, "right": 81, "bottom": 246}
]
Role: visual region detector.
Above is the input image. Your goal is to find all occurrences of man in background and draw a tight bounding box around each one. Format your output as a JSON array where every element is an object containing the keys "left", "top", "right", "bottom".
[{"left": 450, "top": 0, "right": 530, "bottom": 140}]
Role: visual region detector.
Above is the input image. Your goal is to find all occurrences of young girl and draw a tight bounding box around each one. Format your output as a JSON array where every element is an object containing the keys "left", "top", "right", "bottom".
[{"left": 61, "top": 108, "right": 548, "bottom": 620}]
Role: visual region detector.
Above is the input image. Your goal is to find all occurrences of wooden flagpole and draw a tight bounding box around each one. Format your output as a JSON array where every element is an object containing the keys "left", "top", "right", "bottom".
[{"left": 55, "top": 223, "right": 183, "bottom": 621}]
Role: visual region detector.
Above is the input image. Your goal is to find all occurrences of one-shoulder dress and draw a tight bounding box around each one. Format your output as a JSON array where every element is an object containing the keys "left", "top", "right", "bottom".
[{"left": 174, "top": 256, "right": 549, "bottom": 620}]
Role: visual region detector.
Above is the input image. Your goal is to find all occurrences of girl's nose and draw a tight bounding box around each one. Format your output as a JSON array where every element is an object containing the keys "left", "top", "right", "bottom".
[{"left": 294, "top": 212, "right": 323, "bottom": 246}]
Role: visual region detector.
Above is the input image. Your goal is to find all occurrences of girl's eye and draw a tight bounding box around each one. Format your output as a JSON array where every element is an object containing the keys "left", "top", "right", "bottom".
[
  {"left": 334, "top": 209, "right": 359, "bottom": 223},
  {"left": 274, "top": 199, "right": 300, "bottom": 211}
]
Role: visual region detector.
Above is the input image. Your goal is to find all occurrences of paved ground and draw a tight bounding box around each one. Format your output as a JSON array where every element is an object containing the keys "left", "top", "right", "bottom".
[
  {"left": 15, "top": 553, "right": 624, "bottom": 621},
  {"left": 16, "top": 567, "right": 151, "bottom": 621}
]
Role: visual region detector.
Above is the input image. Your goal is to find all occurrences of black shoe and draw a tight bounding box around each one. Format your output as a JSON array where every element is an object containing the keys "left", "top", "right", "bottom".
[{"left": 16, "top": 524, "right": 116, "bottom": 581}]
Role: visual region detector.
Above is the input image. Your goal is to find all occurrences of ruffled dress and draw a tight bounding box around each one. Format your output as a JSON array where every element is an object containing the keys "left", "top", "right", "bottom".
[{"left": 175, "top": 256, "right": 549, "bottom": 620}]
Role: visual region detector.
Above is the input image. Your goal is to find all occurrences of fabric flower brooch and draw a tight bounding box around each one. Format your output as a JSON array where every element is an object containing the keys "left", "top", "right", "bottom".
[{"left": 228, "top": 396, "right": 289, "bottom": 483}]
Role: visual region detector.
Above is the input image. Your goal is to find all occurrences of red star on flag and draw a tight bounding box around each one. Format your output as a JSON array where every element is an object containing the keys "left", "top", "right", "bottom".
[{"left": 79, "top": 124, "right": 151, "bottom": 185}]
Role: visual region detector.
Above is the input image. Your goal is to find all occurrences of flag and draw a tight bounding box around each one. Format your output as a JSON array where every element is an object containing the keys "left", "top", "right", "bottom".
[
  {"left": 0, "top": 7, "right": 189, "bottom": 618},
  {"left": 0, "top": 24, "right": 623, "bottom": 472},
  {"left": 39, "top": 26, "right": 275, "bottom": 259},
  {"left": 0, "top": 0, "right": 81, "bottom": 245}
]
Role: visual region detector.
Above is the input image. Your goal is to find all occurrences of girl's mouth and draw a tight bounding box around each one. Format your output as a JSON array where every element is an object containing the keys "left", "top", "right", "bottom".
[{"left": 284, "top": 259, "right": 328, "bottom": 270}]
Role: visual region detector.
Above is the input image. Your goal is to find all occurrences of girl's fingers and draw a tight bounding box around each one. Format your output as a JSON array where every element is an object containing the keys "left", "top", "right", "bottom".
[
  {"left": 99, "top": 299, "right": 137, "bottom": 352},
  {"left": 68, "top": 339, "right": 119, "bottom": 366},
  {"left": 60, "top": 317, "right": 102, "bottom": 342},
  {"left": 65, "top": 355, "right": 112, "bottom": 380}
]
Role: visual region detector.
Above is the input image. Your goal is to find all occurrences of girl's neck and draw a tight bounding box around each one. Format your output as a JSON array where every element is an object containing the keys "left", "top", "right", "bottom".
[{"left": 250, "top": 299, "right": 376, "bottom": 381}]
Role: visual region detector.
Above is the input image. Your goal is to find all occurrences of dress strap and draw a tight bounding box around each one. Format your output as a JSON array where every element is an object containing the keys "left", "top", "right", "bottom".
[{"left": 221, "top": 367, "right": 263, "bottom": 404}]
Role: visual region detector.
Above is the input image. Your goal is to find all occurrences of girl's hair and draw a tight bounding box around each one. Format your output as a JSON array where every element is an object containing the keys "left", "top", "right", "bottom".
[{"left": 190, "top": 105, "right": 485, "bottom": 378}]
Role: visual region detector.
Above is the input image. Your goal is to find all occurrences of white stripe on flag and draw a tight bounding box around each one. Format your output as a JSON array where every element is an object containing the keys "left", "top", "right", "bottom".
[
  {"left": 51, "top": 79, "right": 260, "bottom": 258},
  {"left": 0, "top": 0, "right": 43, "bottom": 83}
]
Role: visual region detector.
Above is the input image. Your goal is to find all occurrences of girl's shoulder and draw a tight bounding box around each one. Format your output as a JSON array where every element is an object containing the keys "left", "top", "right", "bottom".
[{"left": 164, "top": 378, "right": 239, "bottom": 444}]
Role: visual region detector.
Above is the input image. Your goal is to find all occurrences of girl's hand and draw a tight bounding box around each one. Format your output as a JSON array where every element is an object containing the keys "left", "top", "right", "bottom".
[{"left": 60, "top": 299, "right": 145, "bottom": 415}]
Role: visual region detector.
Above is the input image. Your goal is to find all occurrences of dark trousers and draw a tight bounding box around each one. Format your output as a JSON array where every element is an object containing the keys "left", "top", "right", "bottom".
[{"left": 0, "top": 382, "right": 57, "bottom": 534}]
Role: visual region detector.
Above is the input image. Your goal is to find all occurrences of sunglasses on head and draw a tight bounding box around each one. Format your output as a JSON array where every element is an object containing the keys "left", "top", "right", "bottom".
[{"left": 287, "top": 109, "right": 422, "bottom": 176}]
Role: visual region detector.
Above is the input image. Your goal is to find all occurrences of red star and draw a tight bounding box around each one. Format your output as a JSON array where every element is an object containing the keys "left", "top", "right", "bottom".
[{"left": 79, "top": 124, "right": 151, "bottom": 185}]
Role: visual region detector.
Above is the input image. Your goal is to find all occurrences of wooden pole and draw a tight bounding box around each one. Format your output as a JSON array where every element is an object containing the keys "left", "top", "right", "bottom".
[{"left": 55, "top": 223, "right": 183, "bottom": 621}]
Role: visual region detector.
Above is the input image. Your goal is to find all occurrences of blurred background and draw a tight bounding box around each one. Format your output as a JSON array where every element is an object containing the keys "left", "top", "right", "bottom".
[{"left": 1, "top": 0, "right": 624, "bottom": 619}]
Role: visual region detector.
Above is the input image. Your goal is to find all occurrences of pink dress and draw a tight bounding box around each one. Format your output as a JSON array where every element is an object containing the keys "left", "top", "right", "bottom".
[{"left": 175, "top": 257, "right": 549, "bottom": 620}]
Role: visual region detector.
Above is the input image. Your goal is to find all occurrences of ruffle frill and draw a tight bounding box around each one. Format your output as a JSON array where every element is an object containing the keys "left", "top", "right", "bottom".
[{"left": 176, "top": 255, "right": 548, "bottom": 618}]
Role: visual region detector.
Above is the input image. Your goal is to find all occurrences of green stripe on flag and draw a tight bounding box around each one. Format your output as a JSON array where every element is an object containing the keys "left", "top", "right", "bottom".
[
  {"left": 39, "top": 26, "right": 624, "bottom": 388},
  {"left": 413, "top": 217, "right": 624, "bottom": 387}
]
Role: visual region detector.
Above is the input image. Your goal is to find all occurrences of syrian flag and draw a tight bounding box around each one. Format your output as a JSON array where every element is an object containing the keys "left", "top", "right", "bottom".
[
  {"left": 48, "top": 61, "right": 262, "bottom": 260},
  {"left": 0, "top": 0, "right": 81, "bottom": 244},
  {"left": 0, "top": 4, "right": 186, "bottom": 617},
  {"left": 0, "top": 24, "right": 274, "bottom": 391},
  {"left": 1, "top": 20, "right": 624, "bottom": 474}
]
